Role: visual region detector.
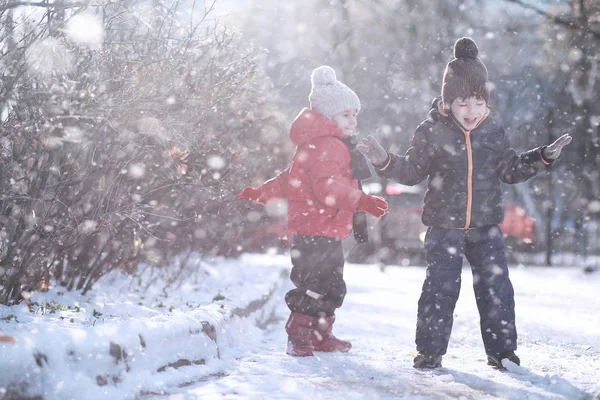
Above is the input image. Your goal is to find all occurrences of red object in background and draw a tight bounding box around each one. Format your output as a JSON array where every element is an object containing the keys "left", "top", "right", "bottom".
[
  {"left": 499, "top": 205, "right": 536, "bottom": 244},
  {"left": 385, "top": 185, "right": 404, "bottom": 196}
]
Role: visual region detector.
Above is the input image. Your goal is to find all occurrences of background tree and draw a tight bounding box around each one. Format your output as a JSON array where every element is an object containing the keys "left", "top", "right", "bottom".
[{"left": 504, "top": 0, "right": 600, "bottom": 264}]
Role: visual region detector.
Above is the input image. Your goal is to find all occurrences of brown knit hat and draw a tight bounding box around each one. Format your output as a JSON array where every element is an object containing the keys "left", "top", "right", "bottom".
[{"left": 442, "top": 37, "right": 490, "bottom": 106}]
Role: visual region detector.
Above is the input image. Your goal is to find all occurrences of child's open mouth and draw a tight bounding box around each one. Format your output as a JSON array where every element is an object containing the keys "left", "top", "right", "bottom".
[{"left": 464, "top": 117, "right": 478, "bottom": 125}]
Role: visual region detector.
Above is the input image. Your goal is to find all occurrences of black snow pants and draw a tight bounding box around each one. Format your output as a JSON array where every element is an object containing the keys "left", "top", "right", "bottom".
[
  {"left": 416, "top": 225, "right": 517, "bottom": 356},
  {"left": 285, "top": 235, "right": 346, "bottom": 317}
]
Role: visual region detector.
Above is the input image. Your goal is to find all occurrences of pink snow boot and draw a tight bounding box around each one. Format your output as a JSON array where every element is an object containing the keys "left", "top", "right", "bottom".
[
  {"left": 311, "top": 315, "right": 352, "bottom": 353},
  {"left": 285, "top": 313, "right": 315, "bottom": 357}
]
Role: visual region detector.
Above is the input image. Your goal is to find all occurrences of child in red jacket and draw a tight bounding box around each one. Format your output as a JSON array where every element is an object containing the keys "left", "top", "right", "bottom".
[{"left": 237, "top": 66, "right": 388, "bottom": 356}]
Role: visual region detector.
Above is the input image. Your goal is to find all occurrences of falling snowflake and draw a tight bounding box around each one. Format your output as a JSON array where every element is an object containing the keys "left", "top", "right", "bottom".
[
  {"left": 65, "top": 13, "right": 105, "bottom": 50},
  {"left": 128, "top": 163, "right": 146, "bottom": 179},
  {"left": 207, "top": 155, "right": 226, "bottom": 170},
  {"left": 77, "top": 220, "right": 98, "bottom": 236}
]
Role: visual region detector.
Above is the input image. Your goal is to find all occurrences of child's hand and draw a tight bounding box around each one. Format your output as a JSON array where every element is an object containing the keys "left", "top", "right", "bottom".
[
  {"left": 357, "top": 193, "right": 389, "bottom": 218},
  {"left": 235, "top": 187, "right": 262, "bottom": 203},
  {"left": 357, "top": 135, "right": 389, "bottom": 166},
  {"left": 543, "top": 133, "right": 572, "bottom": 160}
]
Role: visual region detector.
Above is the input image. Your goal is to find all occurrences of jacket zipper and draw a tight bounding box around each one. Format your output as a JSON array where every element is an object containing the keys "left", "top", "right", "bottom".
[
  {"left": 437, "top": 100, "right": 491, "bottom": 229},
  {"left": 449, "top": 109, "right": 489, "bottom": 230},
  {"left": 463, "top": 130, "right": 473, "bottom": 229}
]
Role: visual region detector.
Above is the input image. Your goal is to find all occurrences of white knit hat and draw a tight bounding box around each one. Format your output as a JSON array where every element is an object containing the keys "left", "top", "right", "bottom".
[{"left": 308, "top": 66, "right": 360, "bottom": 119}]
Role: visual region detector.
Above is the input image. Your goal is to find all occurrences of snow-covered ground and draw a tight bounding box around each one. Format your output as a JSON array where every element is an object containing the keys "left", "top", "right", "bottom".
[
  {"left": 0, "top": 254, "right": 287, "bottom": 400},
  {"left": 1, "top": 253, "right": 599, "bottom": 400}
]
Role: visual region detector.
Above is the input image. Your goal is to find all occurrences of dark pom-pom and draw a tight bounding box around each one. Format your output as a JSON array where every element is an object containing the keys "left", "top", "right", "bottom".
[{"left": 454, "top": 37, "right": 478, "bottom": 59}]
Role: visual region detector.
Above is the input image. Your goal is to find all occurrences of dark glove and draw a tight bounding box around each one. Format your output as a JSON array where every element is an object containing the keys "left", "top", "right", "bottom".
[
  {"left": 357, "top": 193, "right": 388, "bottom": 218},
  {"left": 235, "top": 187, "right": 262, "bottom": 203}
]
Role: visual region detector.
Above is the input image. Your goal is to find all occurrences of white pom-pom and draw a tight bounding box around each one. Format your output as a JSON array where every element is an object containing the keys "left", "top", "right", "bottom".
[{"left": 311, "top": 66, "right": 337, "bottom": 86}]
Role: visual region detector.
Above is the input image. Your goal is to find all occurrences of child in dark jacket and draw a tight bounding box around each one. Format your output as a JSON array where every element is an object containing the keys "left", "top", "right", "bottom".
[
  {"left": 357, "top": 37, "right": 571, "bottom": 369},
  {"left": 237, "top": 66, "right": 388, "bottom": 357}
]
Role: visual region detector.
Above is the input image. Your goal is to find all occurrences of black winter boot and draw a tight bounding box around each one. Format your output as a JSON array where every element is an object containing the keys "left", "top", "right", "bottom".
[
  {"left": 487, "top": 351, "right": 520, "bottom": 369},
  {"left": 413, "top": 351, "right": 443, "bottom": 369}
]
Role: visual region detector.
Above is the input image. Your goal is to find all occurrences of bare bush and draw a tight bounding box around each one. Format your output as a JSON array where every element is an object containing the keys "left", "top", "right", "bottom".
[{"left": 0, "top": 1, "right": 289, "bottom": 304}]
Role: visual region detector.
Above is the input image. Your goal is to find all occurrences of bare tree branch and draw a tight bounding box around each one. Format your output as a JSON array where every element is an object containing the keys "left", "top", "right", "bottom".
[
  {"left": 506, "top": 0, "right": 600, "bottom": 38},
  {"left": 0, "top": 1, "right": 86, "bottom": 12}
]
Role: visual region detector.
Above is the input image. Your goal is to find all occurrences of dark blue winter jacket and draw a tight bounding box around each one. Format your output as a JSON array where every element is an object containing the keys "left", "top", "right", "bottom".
[{"left": 378, "top": 98, "right": 552, "bottom": 229}]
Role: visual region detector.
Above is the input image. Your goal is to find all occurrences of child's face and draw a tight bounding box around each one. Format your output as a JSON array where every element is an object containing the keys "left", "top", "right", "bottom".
[
  {"left": 450, "top": 97, "right": 487, "bottom": 131},
  {"left": 331, "top": 109, "right": 359, "bottom": 135}
]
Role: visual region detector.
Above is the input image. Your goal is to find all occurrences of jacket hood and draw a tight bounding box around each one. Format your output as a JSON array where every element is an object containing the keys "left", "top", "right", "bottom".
[
  {"left": 429, "top": 97, "right": 445, "bottom": 121},
  {"left": 289, "top": 108, "right": 346, "bottom": 145}
]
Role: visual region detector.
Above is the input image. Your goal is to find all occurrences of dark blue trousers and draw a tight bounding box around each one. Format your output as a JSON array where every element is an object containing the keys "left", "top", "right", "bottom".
[
  {"left": 416, "top": 225, "right": 517, "bottom": 356},
  {"left": 285, "top": 235, "right": 346, "bottom": 317}
]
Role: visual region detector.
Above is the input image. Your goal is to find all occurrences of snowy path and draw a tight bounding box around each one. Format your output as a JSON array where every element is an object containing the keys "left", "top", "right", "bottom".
[{"left": 159, "top": 263, "right": 600, "bottom": 399}]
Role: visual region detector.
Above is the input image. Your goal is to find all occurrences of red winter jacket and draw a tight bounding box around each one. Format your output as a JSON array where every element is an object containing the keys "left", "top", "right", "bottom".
[{"left": 256, "top": 108, "right": 364, "bottom": 239}]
